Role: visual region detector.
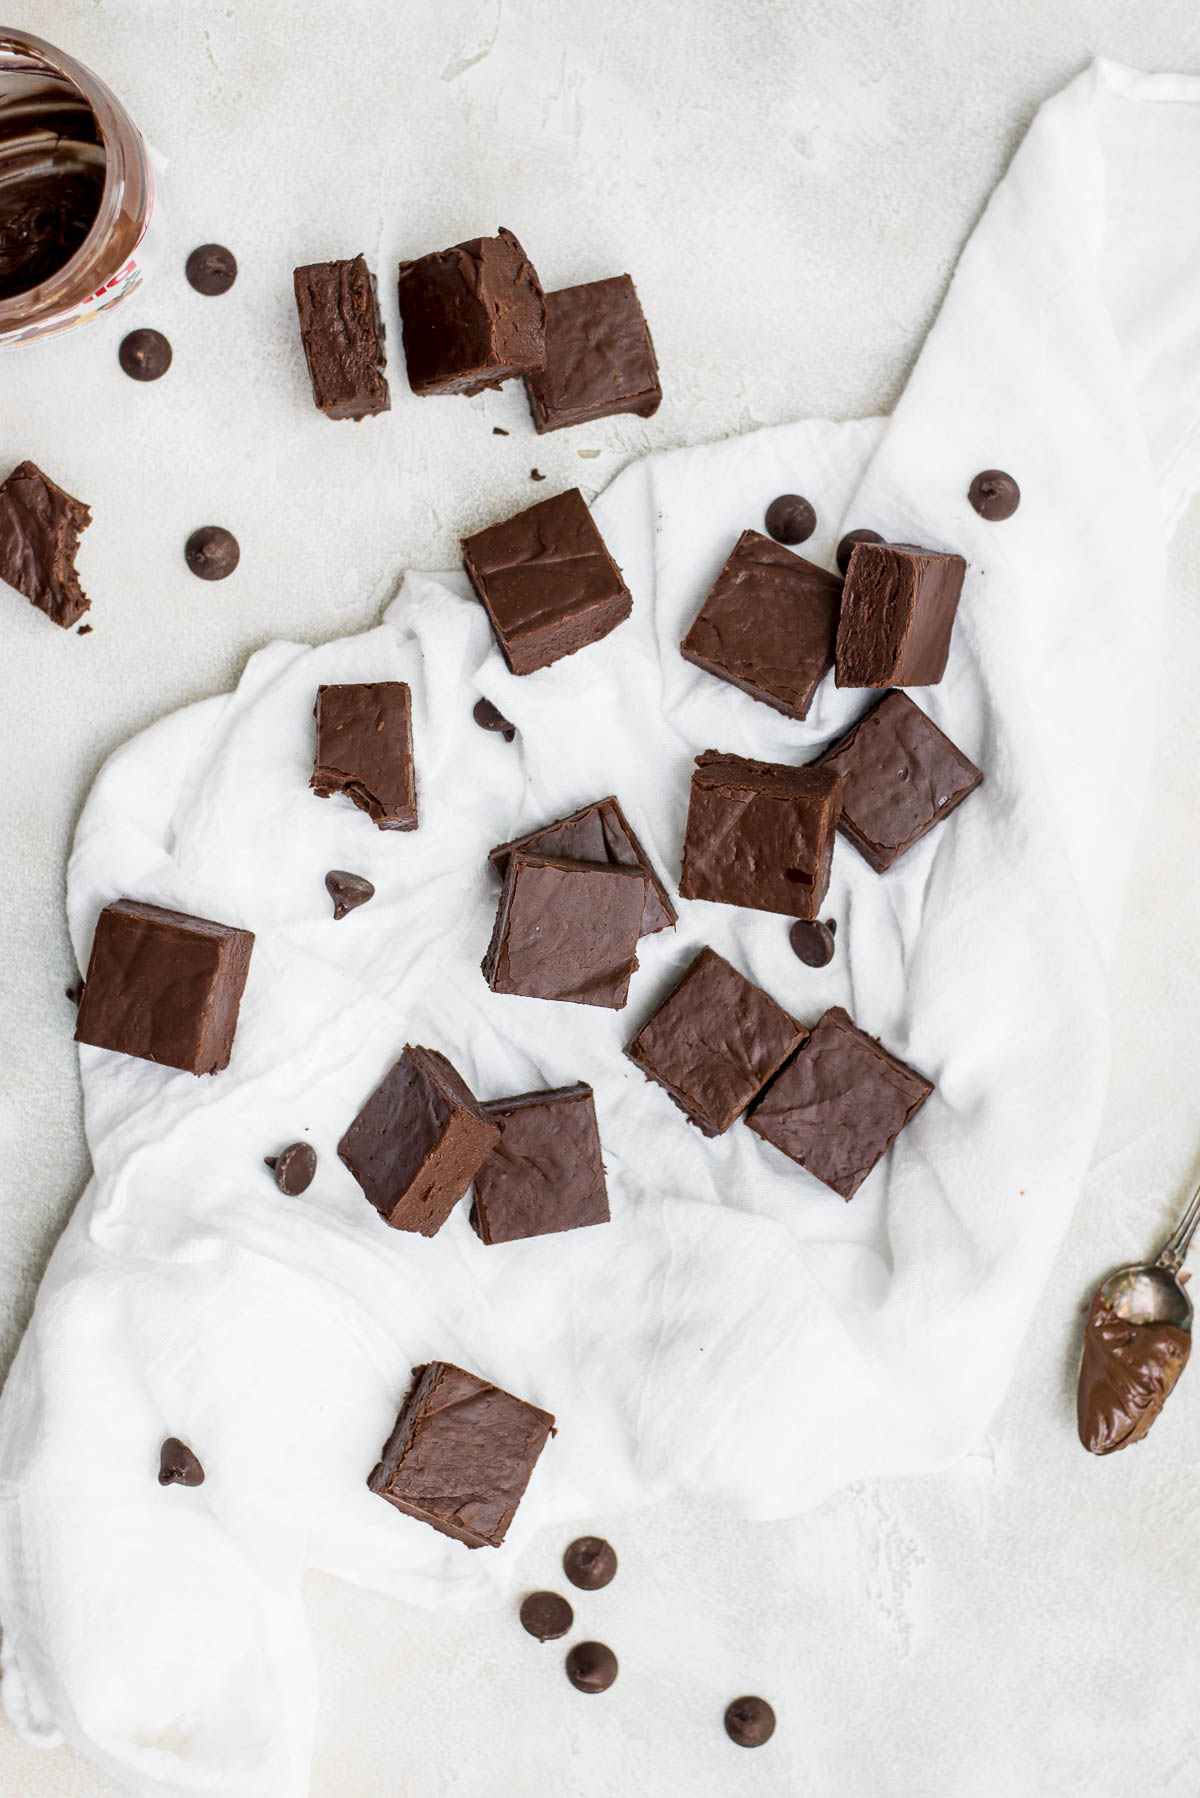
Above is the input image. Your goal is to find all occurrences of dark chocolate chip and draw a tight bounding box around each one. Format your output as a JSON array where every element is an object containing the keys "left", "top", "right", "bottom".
[
  {"left": 563, "top": 1535, "right": 617, "bottom": 1590},
  {"left": 968, "top": 469, "right": 1020, "bottom": 521},
  {"left": 764, "top": 494, "right": 816, "bottom": 545},
  {"left": 836, "top": 528, "right": 885, "bottom": 574},
  {"left": 268, "top": 1141, "right": 317, "bottom": 1195},
  {"left": 185, "top": 526, "right": 240, "bottom": 581},
  {"left": 65, "top": 979, "right": 84, "bottom": 1005},
  {"left": 493, "top": 426, "right": 510, "bottom": 435},
  {"left": 325, "top": 869, "right": 376, "bottom": 920},
  {"left": 158, "top": 1437, "right": 205, "bottom": 1486},
  {"left": 788, "top": 918, "right": 836, "bottom": 968},
  {"left": 530, "top": 468, "right": 546, "bottom": 481},
  {"left": 119, "top": 328, "right": 173, "bottom": 381},
  {"left": 186, "top": 243, "right": 238, "bottom": 296},
  {"left": 519, "top": 1591, "right": 574, "bottom": 1641},
  {"left": 473, "top": 697, "right": 516, "bottom": 743},
  {"left": 566, "top": 1641, "right": 618, "bottom": 1693},
  {"left": 76, "top": 623, "right": 92, "bottom": 635},
  {"left": 725, "top": 1695, "right": 776, "bottom": 1747}
]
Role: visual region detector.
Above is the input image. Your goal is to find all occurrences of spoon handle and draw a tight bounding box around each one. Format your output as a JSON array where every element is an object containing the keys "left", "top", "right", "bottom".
[{"left": 1157, "top": 1176, "right": 1200, "bottom": 1270}]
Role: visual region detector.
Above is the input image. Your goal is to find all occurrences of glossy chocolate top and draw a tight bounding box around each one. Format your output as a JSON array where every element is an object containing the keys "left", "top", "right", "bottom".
[
  {"left": 680, "top": 751, "right": 842, "bottom": 921},
  {"left": 626, "top": 946, "right": 807, "bottom": 1136},
  {"left": 482, "top": 854, "right": 648, "bottom": 1008},
  {"left": 368, "top": 1360, "right": 555, "bottom": 1548},
  {"left": 681, "top": 528, "right": 842, "bottom": 721},
  {"left": 0, "top": 459, "right": 92, "bottom": 627},
  {"left": 311, "top": 682, "right": 417, "bottom": 831},
  {"left": 525, "top": 274, "right": 661, "bottom": 432},
  {"left": 473, "top": 1082, "right": 610, "bottom": 1244},
  {"left": 490, "top": 794, "right": 676, "bottom": 936},
  {"left": 816, "top": 690, "right": 982, "bottom": 873},
  {"left": 748, "top": 1006, "right": 932, "bottom": 1199}
]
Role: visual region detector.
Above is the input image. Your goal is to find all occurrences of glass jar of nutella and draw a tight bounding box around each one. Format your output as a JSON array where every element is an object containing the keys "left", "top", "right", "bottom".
[{"left": 0, "top": 27, "right": 160, "bottom": 348}]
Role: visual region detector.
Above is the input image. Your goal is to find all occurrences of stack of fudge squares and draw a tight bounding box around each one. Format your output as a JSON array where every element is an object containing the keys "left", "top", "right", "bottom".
[{"left": 69, "top": 224, "right": 987, "bottom": 1549}]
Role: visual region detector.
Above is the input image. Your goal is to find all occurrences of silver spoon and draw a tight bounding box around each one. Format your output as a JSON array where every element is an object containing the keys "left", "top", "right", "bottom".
[{"left": 1098, "top": 1176, "right": 1200, "bottom": 1331}]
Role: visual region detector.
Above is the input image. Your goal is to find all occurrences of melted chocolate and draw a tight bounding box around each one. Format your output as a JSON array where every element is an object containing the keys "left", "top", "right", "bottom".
[
  {"left": 0, "top": 72, "right": 104, "bottom": 300},
  {"left": 1076, "top": 1292, "right": 1191, "bottom": 1455}
]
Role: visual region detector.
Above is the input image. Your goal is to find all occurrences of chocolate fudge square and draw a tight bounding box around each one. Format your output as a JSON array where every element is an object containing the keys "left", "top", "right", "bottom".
[
  {"left": 369, "top": 1361, "right": 555, "bottom": 1548},
  {"left": 524, "top": 274, "right": 661, "bottom": 433},
  {"left": 293, "top": 254, "right": 389, "bottom": 421},
  {"left": 815, "top": 690, "right": 982, "bottom": 873},
  {"left": 397, "top": 228, "right": 546, "bottom": 397},
  {"left": 679, "top": 751, "right": 842, "bottom": 921},
  {"left": 482, "top": 854, "right": 648, "bottom": 1008},
  {"left": 75, "top": 899, "right": 254, "bottom": 1076},
  {"left": 835, "top": 540, "right": 967, "bottom": 688},
  {"left": 0, "top": 459, "right": 92, "bottom": 627},
  {"left": 311, "top": 682, "right": 417, "bottom": 831},
  {"left": 339, "top": 1045, "right": 500, "bottom": 1236},
  {"left": 471, "top": 1083, "right": 610, "bottom": 1244},
  {"left": 462, "top": 489, "right": 631, "bottom": 676},
  {"left": 626, "top": 947, "right": 807, "bottom": 1136},
  {"left": 681, "top": 530, "right": 842, "bottom": 721},
  {"left": 489, "top": 795, "right": 676, "bottom": 937},
  {"left": 747, "top": 1006, "right": 933, "bottom": 1199}
]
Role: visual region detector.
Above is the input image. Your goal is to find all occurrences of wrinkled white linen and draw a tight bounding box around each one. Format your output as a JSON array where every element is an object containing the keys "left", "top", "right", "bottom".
[{"left": 3, "top": 58, "right": 1200, "bottom": 1798}]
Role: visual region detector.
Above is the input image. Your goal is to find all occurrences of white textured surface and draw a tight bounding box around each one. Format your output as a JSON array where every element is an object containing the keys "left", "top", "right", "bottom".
[{"left": 3, "top": 5, "right": 1200, "bottom": 1797}]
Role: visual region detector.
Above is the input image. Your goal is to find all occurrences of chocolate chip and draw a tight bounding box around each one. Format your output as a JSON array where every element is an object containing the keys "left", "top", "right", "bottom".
[
  {"left": 566, "top": 1641, "right": 618, "bottom": 1693},
  {"left": 186, "top": 243, "right": 238, "bottom": 296},
  {"left": 76, "top": 623, "right": 92, "bottom": 635},
  {"left": 492, "top": 426, "right": 509, "bottom": 435},
  {"left": 185, "top": 526, "right": 240, "bottom": 581},
  {"left": 764, "top": 494, "right": 816, "bottom": 545},
  {"left": 158, "top": 1437, "right": 205, "bottom": 1486},
  {"left": 788, "top": 918, "right": 836, "bottom": 967},
  {"left": 836, "top": 528, "right": 885, "bottom": 574},
  {"left": 325, "top": 869, "right": 375, "bottom": 920},
  {"left": 65, "top": 979, "right": 84, "bottom": 1005},
  {"left": 267, "top": 1141, "right": 317, "bottom": 1195},
  {"left": 118, "top": 328, "right": 173, "bottom": 381},
  {"left": 473, "top": 697, "right": 516, "bottom": 743},
  {"left": 968, "top": 468, "right": 1020, "bottom": 521},
  {"left": 519, "top": 1591, "right": 574, "bottom": 1641},
  {"left": 725, "top": 1695, "right": 776, "bottom": 1747},
  {"left": 563, "top": 1535, "right": 617, "bottom": 1590},
  {"left": 531, "top": 468, "right": 546, "bottom": 481}
]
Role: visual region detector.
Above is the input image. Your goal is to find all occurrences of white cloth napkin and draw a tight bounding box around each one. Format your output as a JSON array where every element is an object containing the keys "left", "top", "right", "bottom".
[{"left": 3, "top": 57, "right": 1200, "bottom": 1798}]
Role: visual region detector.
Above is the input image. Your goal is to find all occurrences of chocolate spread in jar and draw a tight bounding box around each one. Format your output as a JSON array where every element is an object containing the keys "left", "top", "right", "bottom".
[
  {"left": 0, "top": 61, "right": 104, "bottom": 300},
  {"left": 1076, "top": 1291, "right": 1191, "bottom": 1455}
]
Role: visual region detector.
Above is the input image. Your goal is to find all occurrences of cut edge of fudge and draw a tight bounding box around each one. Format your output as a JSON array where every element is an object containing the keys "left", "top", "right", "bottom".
[
  {"left": 310, "top": 682, "right": 418, "bottom": 832},
  {"left": 624, "top": 945, "right": 808, "bottom": 1136},
  {"left": 747, "top": 1005, "right": 933, "bottom": 1199},
  {"left": 0, "top": 459, "right": 93, "bottom": 628},
  {"left": 397, "top": 227, "right": 547, "bottom": 398},
  {"left": 292, "top": 253, "right": 390, "bottom": 421},
  {"left": 471, "top": 1081, "right": 610, "bottom": 1244},
  {"left": 481, "top": 853, "right": 649, "bottom": 1008},
  {"left": 74, "top": 898, "right": 255, "bottom": 1076},
  {"left": 524, "top": 274, "right": 662, "bottom": 434},
  {"left": 679, "top": 529, "right": 843, "bottom": 722},
  {"left": 488, "top": 794, "right": 677, "bottom": 937},
  {"left": 834, "top": 539, "right": 967, "bottom": 689},
  {"left": 367, "top": 1359, "right": 556, "bottom": 1547},
  {"left": 814, "top": 690, "right": 983, "bottom": 873}
]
